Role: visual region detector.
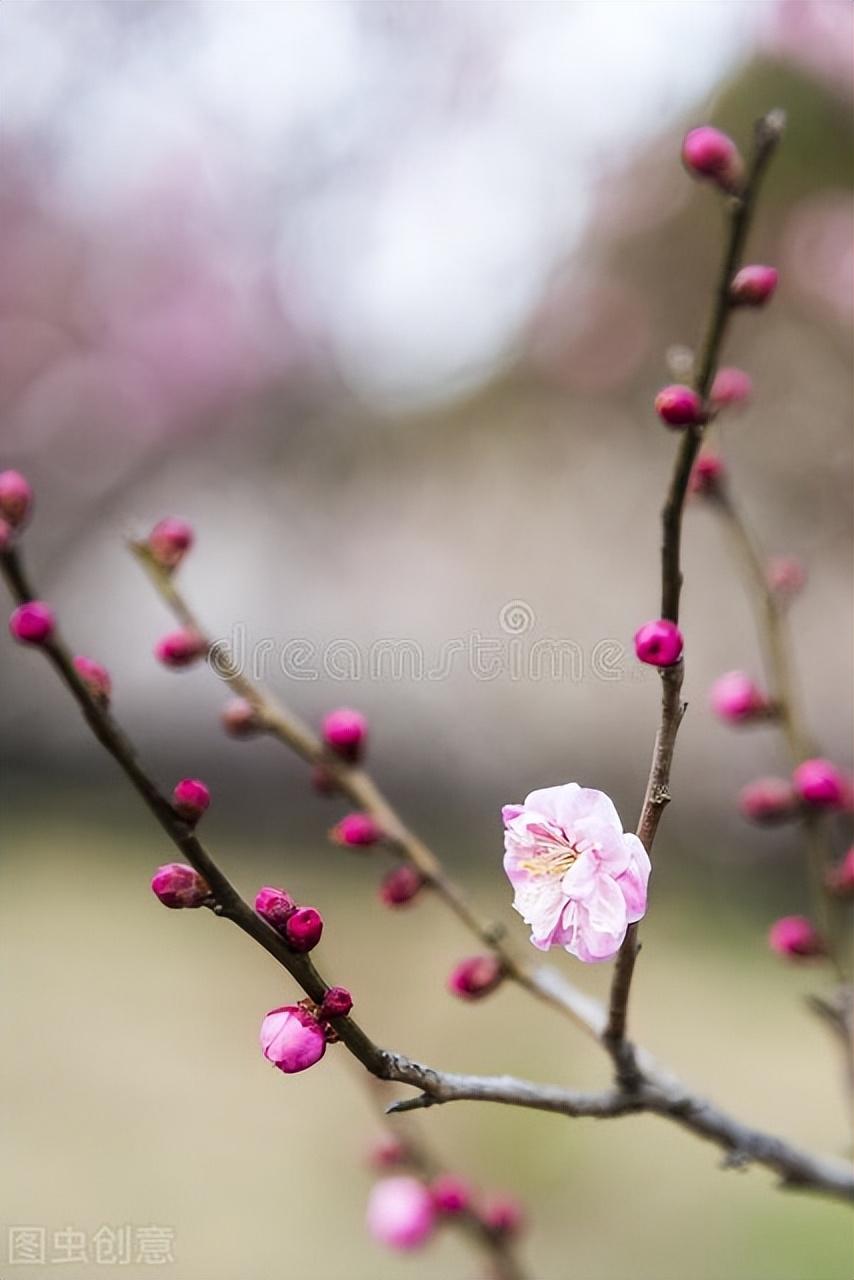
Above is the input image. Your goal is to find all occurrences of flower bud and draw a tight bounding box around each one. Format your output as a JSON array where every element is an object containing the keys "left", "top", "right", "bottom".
[
  {"left": 792, "top": 758, "right": 847, "bottom": 811},
  {"left": 172, "top": 777, "right": 211, "bottom": 823},
  {"left": 322, "top": 706, "right": 368, "bottom": 763},
  {"left": 633, "top": 619, "right": 683, "bottom": 667},
  {"left": 738, "top": 777, "right": 797, "bottom": 825},
  {"left": 689, "top": 452, "right": 725, "bottom": 497},
  {"left": 654, "top": 384, "right": 704, "bottom": 428},
  {"left": 9, "top": 600, "right": 55, "bottom": 646},
  {"left": 826, "top": 848, "right": 854, "bottom": 897},
  {"left": 147, "top": 517, "right": 194, "bottom": 570},
  {"left": 260, "top": 1005, "right": 327, "bottom": 1074},
  {"left": 709, "top": 671, "right": 769, "bottom": 724},
  {"left": 768, "top": 915, "right": 824, "bottom": 959},
  {"left": 330, "top": 812, "right": 383, "bottom": 848},
  {"left": 767, "top": 556, "right": 806, "bottom": 598},
  {"left": 151, "top": 862, "right": 210, "bottom": 909},
  {"left": 254, "top": 886, "right": 296, "bottom": 932},
  {"left": 447, "top": 954, "right": 504, "bottom": 1001},
  {"left": 710, "top": 366, "right": 752, "bottom": 409},
  {"left": 430, "top": 1174, "right": 472, "bottom": 1216},
  {"left": 285, "top": 906, "right": 324, "bottom": 953},
  {"left": 730, "top": 265, "right": 778, "bottom": 307},
  {"left": 481, "top": 1192, "right": 525, "bottom": 1238},
  {"left": 319, "top": 986, "right": 353, "bottom": 1019},
  {"left": 0, "top": 469, "right": 33, "bottom": 528},
  {"left": 681, "top": 126, "right": 743, "bottom": 192},
  {"left": 154, "top": 628, "right": 205, "bottom": 669},
  {"left": 366, "top": 1176, "right": 436, "bottom": 1252},
  {"left": 72, "top": 655, "right": 112, "bottom": 706},
  {"left": 379, "top": 864, "right": 425, "bottom": 907},
  {"left": 368, "top": 1135, "right": 408, "bottom": 1169},
  {"left": 220, "top": 697, "right": 261, "bottom": 737}
]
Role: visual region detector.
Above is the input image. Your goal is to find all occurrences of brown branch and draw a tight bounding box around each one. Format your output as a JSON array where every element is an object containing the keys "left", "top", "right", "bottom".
[{"left": 604, "top": 110, "right": 786, "bottom": 1073}]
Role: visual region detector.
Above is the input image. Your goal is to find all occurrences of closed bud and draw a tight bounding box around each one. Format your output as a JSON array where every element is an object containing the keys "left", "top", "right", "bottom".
[
  {"left": 0, "top": 469, "right": 33, "bottom": 528},
  {"left": 330, "top": 812, "right": 383, "bottom": 848},
  {"left": 710, "top": 366, "right": 752, "bottom": 409},
  {"left": 151, "top": 862, "right": 210, "bottom": 909},
  {"left": 260, "top": 1005, "right": 326, "bottom": 1074},
  {"left": 368, "top": 1134, "right": 408, "bottom": 1169},
  {"left": 767, "top": 556, "right": 806, "bottom": 598},
  {"left": 379, "top": 864, "right": 425, "bottom": 907},
  {"left": 73, "top": 656, "right": 112, "bottom": 706},
  {"left": 633, "top": 619, "right": 683, "bottom": 667},
  {"left": 681, "top": 126, "right": 743, "bottom": 192},
  {"left": 738, "top": 777, "right": 797, "bottom": 825},
  {"left": 254, "top": 886, "right": 296, "bottom": 932},
  {"left": 654, "top": 384, "right": 704, "bottom": 428},
  {"left": 322, "top": 707, "right": 368, "bottom": 763},
  {"left": 768, "top": 915, "right": 825, "bottom": 959},
  {"left": 367, "top": 1177, "right": 436, "bottom": 1252},
  {"left": 147, "top": 517, "right": 194, "bottom": 570},
  {"left": 730, "top": 265, "right": 778, "bottom": 307},
  {"left": 689, "top": 452, "right": 725, "bottom": 497},
  {"left": 447, "top": 954, "right": 505, "bottom": 1001},
  {"left": 709, "top": 671, "right": 769, "bottom": 724},
  {"left": 285, "top": 906, "right": 324, "bottom": 953},
  {"left": 792, "top": 758, "right": 847, "bottom": 811},
  {"left": 154, "top": 628, "right": 205, "bottom": 669},
  {"left": 172, "top": 777, "right": 211, "bottom": 823},
  {"left": 430, "top": 1174, "right": 472, "bottom": 1216},
  {"left": 9, "top": 600, "right": 55, "bottom": 646},
  {"left": 319, "top": 986, "right": 353, "bottom": 1019},
  {"left": 221, "top": 697, "right": 261, "bottom": 737},
  {"left": 481, "top": 1192, "right": 525, "bottom": 1238}
]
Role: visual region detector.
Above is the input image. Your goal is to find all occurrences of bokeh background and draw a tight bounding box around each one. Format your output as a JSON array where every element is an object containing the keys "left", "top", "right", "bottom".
[{"left": 1, "top": 2, "right": 852, "bottom": 1278}]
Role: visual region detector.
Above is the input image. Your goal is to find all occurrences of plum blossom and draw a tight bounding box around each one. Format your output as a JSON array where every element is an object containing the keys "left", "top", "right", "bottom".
[{"left": 503, "top": 783, "right": 650, "bottom": 963}]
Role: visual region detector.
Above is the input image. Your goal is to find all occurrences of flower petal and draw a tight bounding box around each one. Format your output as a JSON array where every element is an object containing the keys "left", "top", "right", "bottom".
[
  {"left": 562, "top": 876, "right": 628, "bottom": 962},
  {"left": 522, "top": 783, "right": 580, "bottom": 827},
  {"left": 615, "top": 835, "right": 651, "bottom": 923}
]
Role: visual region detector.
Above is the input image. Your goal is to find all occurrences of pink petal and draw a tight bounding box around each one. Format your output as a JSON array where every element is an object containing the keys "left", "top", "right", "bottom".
[
  {"left": 522, "top": 783, "right": 580, "bottom": 826},
  {"left": 563, "top": 876, "right": 628, "bottom": 962},
  {"left": 615, "top": 835, "right": 651, "bottom": 923},
  {"left": 561, "top": 849, "right": 598, "bottom": 900}
]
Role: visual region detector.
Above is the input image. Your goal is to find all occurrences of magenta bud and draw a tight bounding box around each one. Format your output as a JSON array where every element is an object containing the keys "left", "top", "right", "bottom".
[
  {"left": 826, "top": 848, "right": 854, "bottom": 897},
  {"left": 154, "top": 628, "right": 205, "bottom": 669},
  {"left": 330, "top": 812, "right": 383, "bottom": 848},
  {"left": 710, "top": 366, "right": 752, "bottom": 409},
  {"left": 260, "top": 1005, "right": 326, "bottom": 1074},
  {"left": 368, "top": 1135, "right": 408, "bottom": 1169},
  {"left": 738, "top": 777, "right": 797, "bottom": 825},
  {"left": 72, "top": 655, "right": 112, "bottom": 706},
  {"left": 767, "top": 556, "right": 806, "bottom": 598},
  {"left": 255, "top": 886, "right": 296, "bottom": 932},
  {"left": 319, "top": 986, "right": 353, "bottom": 1019},
  {"left": 379, "top": 864, "right": 425, "bottom": 907},
  {"left": 430, "top": 1174, "right": 472, "bottom": 1216},
  {"left": 681, "top": 126, "right": 743, "bottom": 191},
  {"left": 481, "top": 1192, "right": 525, "bottom": 1238},
  {"left": 9, "top": 600, "right": 55, "bottom": 646},
  {"left": 768, "top": 915, "right": 825, "bottom": 959},
  {"left": 709, "top": 671, "right": 769, "bottom": 724},
  {"left": 147, "top": 517, "right": 194, "bottom": 570},
  {"left": 447, "top": 954, "right": 505, "bottom": 1001},
  {"left": 792, "top": 758, "right": 847, "bottom": 811},
  {"left": 285, "top": 906, "right": 324, "bottom": 953},
  {"left": 172, "top": 777, "right": 211, "bottom": 823},
  {"left": 654, "top": 384, "right": 705, "bottom": 428},
  {"left": 220, "top": 697, "right": 261, "bottom": 737},
  {"left": 367, "top": 1176, "right": 436, "bottom": 1252},
  {"left": 322, "top": 706, "right": 368, "bottom": 763},
  {"left": 689, "top": 452, "right": 726, "bottom": 497},
  {"left": 730, "top": 265, "right": 778, "bottom": 307},
  {"left": 0, "top": 469, "right": 33, "bottom": 528},
  {"left": 150, "top": 862, "right": 210, "bottom": 909},
  {"left": 633, "top": 619, "right": 683, "bottom": 667}
]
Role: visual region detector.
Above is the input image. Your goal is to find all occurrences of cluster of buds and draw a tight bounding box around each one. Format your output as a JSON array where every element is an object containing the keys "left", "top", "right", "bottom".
[
  {"left": 255, "top": 886, "right": 324, "bottom": 953},
  {"left": 260, "top": 987, "right": 353, "bottom": 1075},
  {"left": 366, "top": 1172, "right": 523, "bottom": 1253},
  {"left": 741, "top": 758, "right": 850, "bottom": 828}
]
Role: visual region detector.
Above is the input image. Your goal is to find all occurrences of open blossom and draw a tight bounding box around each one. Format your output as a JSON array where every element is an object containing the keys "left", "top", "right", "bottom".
[{"left": 503, "top": 784, "right": 650, "bottom": 963}]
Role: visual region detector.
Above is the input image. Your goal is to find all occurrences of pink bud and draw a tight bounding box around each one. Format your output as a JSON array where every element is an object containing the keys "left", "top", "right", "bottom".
[
  {"left": 768, "top": 915, "right": 825, "bottom": 959},
  {"left": 367, "top": 1176, "right": 436, "bottom": 1252},
  {"left": 221, "top": 697, "right": 261, "bottom": 737},
  {"left": 826, "top": 848, "right": 854, "bottom": 897},
  {"left": 0, "top": 469, "right": 33, "bottom": 528},
  {"left": 710, "top": 366, "right": 752, "bottom": 409},
  {"left": 792, "top": 758, "right": 847, "bottom": 811},
  {"left": 0, "top": 518, "right": 13, "bottom": 551},
  {"left": 330, "top": 812, "right": 383, "bottom": 848},
  {"left": 447, "top": 954, "right": 504, "bottom": 1001},
  {"left": 654, "top": 384, "right": 704, "bottom": 428},
  {"left": 681, "top": 126, "right": 743, "bottom": 191},
  {"left": 481, "top": 1192, "right": 525, "bottom": 1238},
  {"left": 368, "top": 1135, "right": 408, "bottom": 1169},
  {"left": 633, "top": 619, "right": 683, "bottom": 667},
  {"left": 150, "top": 862, "right": 210, "bottom": 909},
  {"left": 319, "top": 986, "right": 353, "bottom": 1019},
  {"left": 172, "top": 777, "right": 211, "bottom": 823},
  {"left": 430, "top": 1174, "right": 472, "bottom": 1215},
  {"left": 255, "top": 886, "right": 296, "bottom": 932},
  {"left": 322, "top": 707, "right": 368, "bottom": 763},
  {"left": 767, "top": 556, "right": 806, "bottom": 598},
  {"left": 709, "top": 671, "right": 769, "bottom": 724},
  {"left": 72, "top": 655, "right": 112, "bottom": 706},
  {"left": 738, "top": 777, "right": 797, "bottom": 825},
  {"left": 379, "top": 864, "right": 425, "bottom": 907},
  {"left": 285, "top": 906, "right": 324, "bottom": 953},
  {"left": 260, "top": 1005, "right": 327, "bottom": 1074},
  {"left": 688, "top": 452, "right": 726, "bottom": 496},
  {"left": 730, "top": 265, "right": 778, "bottom": 307},
  {"left": 9, "top": 600, "right": 55, "bottom": 646},
  {"left": 154, "top": 628, "right": 205, "bottom": 669},
  {"left": 147, "top": 517, "right": 194, "bottom": 570}
]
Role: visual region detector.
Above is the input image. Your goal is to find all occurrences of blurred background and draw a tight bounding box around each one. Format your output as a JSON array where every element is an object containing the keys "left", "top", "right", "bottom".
[{"left": 1, "top": 2, "right": 852, "bottom": 1277}]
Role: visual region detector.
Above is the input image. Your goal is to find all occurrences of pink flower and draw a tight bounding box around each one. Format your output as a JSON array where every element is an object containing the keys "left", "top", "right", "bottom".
[
  {"left": 503, "top": 784, "right": 650, "bottom": 963},
  {"left": 260, "top": 1005, "right": 327, "bottom": 1074},
  {"left": 367, "top": 1176, "right": 436, "bottom": 1252}
]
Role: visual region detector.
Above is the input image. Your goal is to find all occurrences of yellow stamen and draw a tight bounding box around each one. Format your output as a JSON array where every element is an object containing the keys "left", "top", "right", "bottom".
[{"left": 519, "top": 848, "right": 578, "bottom": 878}]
